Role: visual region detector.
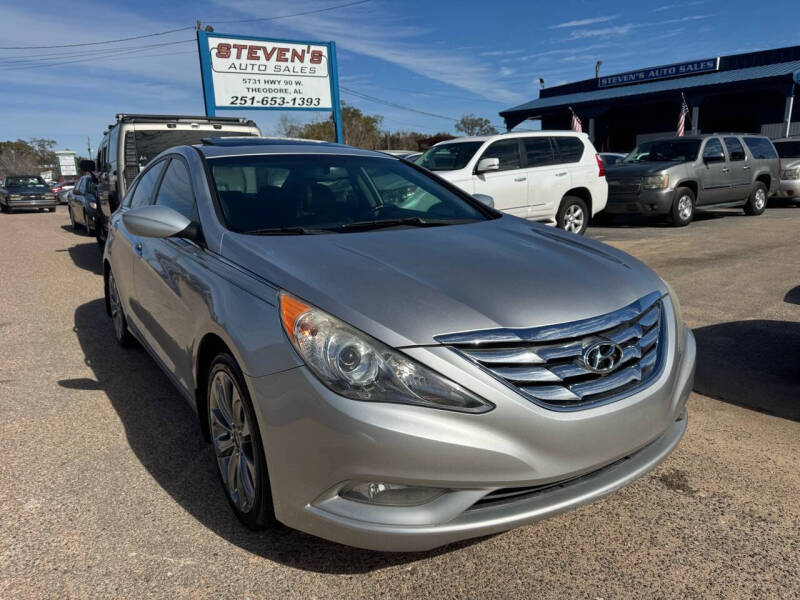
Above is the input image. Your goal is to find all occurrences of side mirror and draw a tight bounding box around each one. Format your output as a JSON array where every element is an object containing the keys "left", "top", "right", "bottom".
[
  {"left": 473, "top": 193, "right": 494, "bottom": 208},
  {"left": 703, "top": 152, "right": 725, "bottom": 164},
  {"left": 476, "top": 157, "right": 500, "bottom": 173},
  {"left": 80, "top": 159, "right": 96, "bottom": 172},
  {"left": 123, "top": 205, "right": 199, "bottom": 240}
]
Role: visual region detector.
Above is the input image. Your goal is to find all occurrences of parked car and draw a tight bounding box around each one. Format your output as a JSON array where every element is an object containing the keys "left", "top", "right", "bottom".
[
  {"left": 406, "top": 151, "right": 422, "bottom": 163},
  {"left": 66, "top": 175, "right": 99, "bottom": 235},
  {"left": 52, "top": 179, "right": 76, "bottom": 203},
  {"left": 92, "top": 114, "right": 261, "bottom": 247},
  {"left": 604, "top": 134, "right": 779, "bottom": 226},
  {"left": 599, "top": 152, "right": 627, "bottom": 166},
  {"left": 772, "top": 137, "right": 800, "bottom": 203},
  {"left": 0, "top": 175, "right": 58, "bottom": 212},
  {"left": 382, "top": 150, "right": 417, "bottom": 159},
  {"left": 416, "top": 131, "right": 607, "bottom": 235},
  {"left": 103, "top": 137, "right": 694, "bottom": 551}
]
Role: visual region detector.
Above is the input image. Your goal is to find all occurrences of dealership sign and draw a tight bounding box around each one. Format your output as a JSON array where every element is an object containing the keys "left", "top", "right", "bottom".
[
  {"left": 196, "top": 31, "right": 343, "bottom": 141},
  {"left": 598, "top": 58, "right": 720, "bottom": 88}
]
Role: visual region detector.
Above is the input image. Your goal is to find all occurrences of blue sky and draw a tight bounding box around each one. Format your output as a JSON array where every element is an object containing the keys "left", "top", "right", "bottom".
[{"left": 1, "top": 0, "right": 797, "bottom": 154}]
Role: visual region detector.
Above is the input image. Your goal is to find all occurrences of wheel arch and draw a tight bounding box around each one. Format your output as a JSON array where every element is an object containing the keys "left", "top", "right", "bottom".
[
  {"left": 754, "top": 172, "right": 771, "bottom": 190},
  {"left": 674, "top": 180, "right": 698, "bottom": 200},
  {"left": 194, "top": 332, "right": 238, "bottom": 441},
  {"left": 562, "top": 187, "right": 592, "bottom": 214}
]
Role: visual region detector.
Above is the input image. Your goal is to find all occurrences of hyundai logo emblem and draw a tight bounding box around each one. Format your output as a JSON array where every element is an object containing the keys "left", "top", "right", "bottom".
[{"left": 582, "top": 340, "right": 623, "bottom": 373}]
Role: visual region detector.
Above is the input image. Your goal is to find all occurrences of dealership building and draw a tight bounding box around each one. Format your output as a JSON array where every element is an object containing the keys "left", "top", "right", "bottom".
[{"left": 500, "top": 45, "right": 800, "bottom": 152}]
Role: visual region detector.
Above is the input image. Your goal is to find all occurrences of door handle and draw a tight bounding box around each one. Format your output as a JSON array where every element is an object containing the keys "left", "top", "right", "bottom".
[
  {"left": 135, "top": 242, "right": 142, "bottom": 255},
  {"left": 555, "top": 171, "right": 568, "bottom": 177},
  {"left": 742, "top": 165, "right": 751, "bottom": 170},
  {"left": 514, "top": 176, "right": 527, "bottom": 182},
  {"left": 721, "top": 168, "right": 730, "bottom": 173}
]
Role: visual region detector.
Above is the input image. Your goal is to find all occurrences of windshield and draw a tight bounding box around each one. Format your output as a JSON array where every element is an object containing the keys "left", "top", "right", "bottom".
[
  {"left": 132, "top": 130, "right": 255, "bottom": 167},
  {"left": 5, "top": 176, "right": 46, "bottom": 187},
  {"left": 207, "top": 154, "right": 491, "bottom": 234},
  {"left": 417, "top": 142, "right": 483, "bottom": 171},
  {"left": 623, "top": 139, "right": 701, "bottom": 163},
  {"left": 774, "top": 141, "right": 800, "bottom": 159}
]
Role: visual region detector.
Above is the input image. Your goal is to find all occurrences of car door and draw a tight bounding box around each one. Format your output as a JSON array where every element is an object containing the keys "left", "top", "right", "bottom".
[
  {"left": 723, "top": 137, "right": 750, "bottom": 200},
  {"left": 131, "top": 156, "right": 201, "bottom": 393},
  {"left": 70, "top": 177, "right": 86, "bottom": 225},
  {"left": 523, "top": 136, "right": 571, "bottom": 220},
  {"left": 697, "top": 137, "right": 730, "bottom": 205},
  {"left": 109, "top": 159, "right": 168, "bottom": 334},
  {"left": 472, "top": 139, "right": 528, "bottom": 216}
]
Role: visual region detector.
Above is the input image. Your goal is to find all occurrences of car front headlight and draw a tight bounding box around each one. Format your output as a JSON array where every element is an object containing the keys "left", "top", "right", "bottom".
[
  {"left": 662, "top": 279, "right": 685, "bottom": 354},
  {"left": 781, "top": 168, "right": 800, "bottom": 180},
  {"left": 642, "top": 174, "right": 669, "bottom": 190},
  {"left": 279, "top": 292, "right": 493, "bottom": 413},
  {"left": 9, "top": 194, "right": 22, "bottom": 200},
  {"left": 88, "top": 201, "right": 97, "bottom": 209}
]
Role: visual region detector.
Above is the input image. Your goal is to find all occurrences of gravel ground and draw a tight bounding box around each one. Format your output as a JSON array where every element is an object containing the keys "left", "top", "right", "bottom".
[{"left": 1, "top": 204, "right": 798, "bottom": 599}]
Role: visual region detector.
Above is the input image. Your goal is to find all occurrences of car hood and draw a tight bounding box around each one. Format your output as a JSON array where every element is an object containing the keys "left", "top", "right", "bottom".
[
  {"left": 781, "top": 158, "right": 800, "bottom": 169},
  {"left": 220, "top": 216, "right": 666, "bottom": 347},
  {"left": 605, "top": 161, "right": 685, "bottom": 178},
  {"left": 5, "top": 186, "right": 50, "bottom": 194}
]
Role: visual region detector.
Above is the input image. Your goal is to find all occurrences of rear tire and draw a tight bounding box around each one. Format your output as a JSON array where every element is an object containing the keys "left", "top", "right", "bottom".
[
  {"left": 107, "top": 270, "right": 135, "bottom": 347},
  {"left": 207, "top": 353, "right": 274, "bottom": 530},
  {"left": 669, "top": 187, "right": 695, "bottom": 227},
  {"left": 744, "top": 182, "right": 767, "bottom": 216},
  {"left": 68, "top": 206, "right": 76, "bottom": 230},
  {"left": 556, "top": 196, "right": 589, "bottom": 235},
  {"left": 95, "top": 217, "right": 106, "bottom": 248},
  {"left": 83, "top": 209, "right": 93, "bottom": 234},
  {"left": 48, "top": 207, "right": 56, "bottom": 213},
  {"left": 1, "top": 202, "right": 8, "bottom": 213}
]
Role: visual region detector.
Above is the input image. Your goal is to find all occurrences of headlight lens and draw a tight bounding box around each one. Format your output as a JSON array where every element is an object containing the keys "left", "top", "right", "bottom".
[
  {"left": 662, "top": 279, "right": 685, "bottom": 354},
  {"left": 781, "top": 168, "right": 800, "bottom": 180},
  {"left": 279, "top": 292, "right": 493, "bottom": 413},
  {"left": 642, "top": 174, "right": 669, "bottom": 190},
  {"left": 88, "top": 201, "right": 97, "bottom": 209}
]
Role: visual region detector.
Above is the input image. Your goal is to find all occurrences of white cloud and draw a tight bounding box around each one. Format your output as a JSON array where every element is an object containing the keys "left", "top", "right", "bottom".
[
  {"left": 653, "top": 1, "right": 707, "bottom": 12},
  {"left": 569, "top": 24, "right": 635, "bottom": 39},
  {"left": 550, "top": 15, "right": 618, "bottom": 29},
  {"left": 500, "top": 67, "right": 515, "bottom": 76},
  {"left": 479, "top": 49, "right": 524, "bottom": 57}
]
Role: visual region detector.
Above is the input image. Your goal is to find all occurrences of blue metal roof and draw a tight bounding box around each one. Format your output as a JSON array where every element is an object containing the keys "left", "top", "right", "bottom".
[{"left": 501, "top": 60, "right": 800, "bottom": 116}]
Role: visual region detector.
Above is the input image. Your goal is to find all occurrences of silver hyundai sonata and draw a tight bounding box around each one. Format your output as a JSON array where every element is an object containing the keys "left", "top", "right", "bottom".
[{"left": 103, "top": 138, "right": 695, "bottom": 552}]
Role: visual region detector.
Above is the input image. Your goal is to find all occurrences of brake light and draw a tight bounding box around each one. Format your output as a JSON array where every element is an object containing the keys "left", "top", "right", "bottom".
[{"left": 595, "top": 154, "right": 605, "bottom": 177}]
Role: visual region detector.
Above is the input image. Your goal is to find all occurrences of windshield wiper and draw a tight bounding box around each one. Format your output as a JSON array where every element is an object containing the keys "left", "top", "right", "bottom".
[
  {"left": 245, "top": 226, "right": 332, "bottom": 235},
  {"left": 335, "top": 217, "right": 460, "bottom": 232}
]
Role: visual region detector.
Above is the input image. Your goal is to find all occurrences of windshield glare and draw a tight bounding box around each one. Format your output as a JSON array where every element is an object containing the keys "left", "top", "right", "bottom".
[
  {"left": 774, "top": 141, "right": 800, "bottom": 159},
  {"left": 6, "top": 176, "right": 46, "bottom": 187},
  {"left": 623, "top": 139, "right": 701, "bottom": 163},
  {"left": 417, "top": 142, "right": 483, "bottom": 171},
  {"left": 208, "top": 154, "right": 490, "bottom": 234}
]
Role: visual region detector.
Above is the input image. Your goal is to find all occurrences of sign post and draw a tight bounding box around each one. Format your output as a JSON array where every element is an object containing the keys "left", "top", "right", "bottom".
[{"left": 196, "top": 31, "right": 344, "bottom": 142}]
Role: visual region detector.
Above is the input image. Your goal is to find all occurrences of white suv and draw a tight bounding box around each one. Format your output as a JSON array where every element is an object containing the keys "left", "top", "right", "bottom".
[{"left": 417, "top": 131, "right": 608, "bottom": 235}]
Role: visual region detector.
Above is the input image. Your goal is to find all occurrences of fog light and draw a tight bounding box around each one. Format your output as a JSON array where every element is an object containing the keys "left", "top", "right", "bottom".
[{"left": 340, "top": 482, "right": 445, "bottom": 506}]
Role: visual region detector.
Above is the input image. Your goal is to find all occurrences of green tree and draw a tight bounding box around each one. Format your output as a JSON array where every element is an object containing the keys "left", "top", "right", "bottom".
[{"left": 455, "top": 114, "right": 499, "bottom": 136}]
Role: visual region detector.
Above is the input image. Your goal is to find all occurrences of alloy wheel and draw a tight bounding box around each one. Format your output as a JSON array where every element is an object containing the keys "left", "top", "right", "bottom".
[
  {"left": 108, "top": 273, "right": 125, "bottom": 341},
  {"left": 677, "top": 195, "right": 693, "bottom": 221},
  {"left": 563, "top": 204, "right": 585, "bottom": 233},
  {"left": 209, "top": 370, "right": 257, "bottom": 513},
  {"left": 754, "top": 188, "right": 766, "bottom": 210}
]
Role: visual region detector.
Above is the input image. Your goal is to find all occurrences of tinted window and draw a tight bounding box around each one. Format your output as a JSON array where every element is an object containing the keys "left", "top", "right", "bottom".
[
  {"left": 601, "top": 154, "right": 623, "bottom": 165},
  {"left": 743, "top": 137, "right": 778, "bottom": 159},
  {"left": 702, "top": 138, "right": 724, "bottom": 159},
  {"left": 208, "top": 154, "right": 489, "bottom": 233},
  {"left": 553, "top": 137, "right": 585, "bottom": 163},
  {"left": 724, "top": 137, "right": 746, "bottom": 161},
  {"left": 480, "top": 139, "right": 521, "bottom": 171},
  {"left": 155, "top": 159, "right": 197, "bottom": 221},
  {"left": 127, "top": 160, "right": 166, "bottom": 209},
  {"left": 624, "top": 138, "right": 701, "bottom": 162},
  {"left": 5, "top": 176, "right": 47, "bottom": 187},
  {"left": 417, "top": 142, "right": 483, "bottom": 171},
  {"left": 523, "top": 137, "right": 555, "bottom": 166},
  {"left": 774, "top": 141, "right": 800, "bottom": 158}
]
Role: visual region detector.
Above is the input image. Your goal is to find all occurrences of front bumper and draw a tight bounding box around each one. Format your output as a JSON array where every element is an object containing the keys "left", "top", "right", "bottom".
[
  {"left": 604, "top": 187, "right": 674, "bottom": 215},
  {"left": 4, "top": 196, "right": 59, "bottom": 209},
  {"left": 775, "top": 179, "right": 800, "bottom": 199},
  {"left": 247, "top": 316, "right": 695, "bottom": 552}
]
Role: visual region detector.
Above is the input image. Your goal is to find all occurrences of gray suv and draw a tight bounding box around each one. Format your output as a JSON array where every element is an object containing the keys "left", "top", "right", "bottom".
[{"left": 604, "top": 134, "right": 779, "bottom": 226}]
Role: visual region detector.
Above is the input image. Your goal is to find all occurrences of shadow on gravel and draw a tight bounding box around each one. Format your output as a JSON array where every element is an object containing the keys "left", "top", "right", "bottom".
[
  {"left": 693, "top": 320, "right": 800, "bottom": 422},
  {"left": 593, "top": 209, "right": 743, "bottom": 230},
  {"left": 784, "top": 285, "right": 800, "bottom": 306},
  {"left": 67, "top": 298, "right": 482, "bottom": 573},
  {"left": 62, "top": 242, "right": 102, "bottom": 275}
]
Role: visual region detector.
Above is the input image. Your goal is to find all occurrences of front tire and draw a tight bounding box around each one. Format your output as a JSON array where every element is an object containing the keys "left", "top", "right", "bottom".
[
  {"left": 207, "top": 353, "right": 274, "bottom": 530},
  {"left": 669, "top": 187, "right": 695, "bottom": 227},
  {"left": 744, "top": 182, "right": 767, "bottom": 216},
  {"left": 48, "top": 207, "right": 56, "bottom": 213},
  {"left": 107, "top": 270, "right": 135, "bottom": 347},
  {"left": 83, "top": 209, "right": 93, "bottom": 234},
  {"left": 556, "top": 196, "right": 589, "bottom": 235}
]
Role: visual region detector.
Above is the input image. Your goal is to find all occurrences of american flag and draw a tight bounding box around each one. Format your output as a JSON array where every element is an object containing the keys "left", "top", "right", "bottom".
[
  {"left": 570, "top": 107, "right": 583, "bottom": 133},
  {"left": 677, "top": 93, "right": 689, "bottom": 136}
]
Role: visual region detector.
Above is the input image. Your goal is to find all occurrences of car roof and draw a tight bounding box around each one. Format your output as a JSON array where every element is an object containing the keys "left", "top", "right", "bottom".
[
  {"left": 195, "top": 137, "right": 395, "bottom": 159},
  {"left": 435, "top": 130, "right": 588, "bottom": 145}
]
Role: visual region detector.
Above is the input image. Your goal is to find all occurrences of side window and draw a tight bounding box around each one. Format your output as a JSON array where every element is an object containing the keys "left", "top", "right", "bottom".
[
  {"left": 480, "top": 139, "right": 521, "bottom": 171},
  {"left": 743, "top": 137, "right": 778, "bottom": 159},
  {"left": 127, "top": 160, "right": 167, "bottom": 209},
  {"left": 523, "top": 137, "right": 555, "bottom": 167},
  {"left": 702, "top": 138, "right": 724, "bottom": 159},
  {"left": 154, "top": 159, "right": 197, "bottom": 221},
  {"left": 553, "top": 137, "right": 585, "bottom": 163},
  {"left": 724, "top": 137, "right": 746, "bottom": 161}
]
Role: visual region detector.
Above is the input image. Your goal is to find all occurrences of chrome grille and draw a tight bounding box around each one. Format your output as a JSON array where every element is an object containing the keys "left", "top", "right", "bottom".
[{"left": 437, "top": 292, "right": 665, "bottom": 410}]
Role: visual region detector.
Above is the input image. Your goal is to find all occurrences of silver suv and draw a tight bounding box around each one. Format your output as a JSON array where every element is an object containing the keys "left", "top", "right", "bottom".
[
  {"left": 103, "top": 138, "right": 695, "bottom": 551},
  {"left": 604, "top": 134, "right": 779, "bottom": 226}
]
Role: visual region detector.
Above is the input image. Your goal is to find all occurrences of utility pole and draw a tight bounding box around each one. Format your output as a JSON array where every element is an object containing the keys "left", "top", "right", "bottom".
[
  {"left": 87, "top": 137, "right": 92, "bottom": 158},
  {"left": 595, "top": 60, "right": 603, "bottom": 79}
]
